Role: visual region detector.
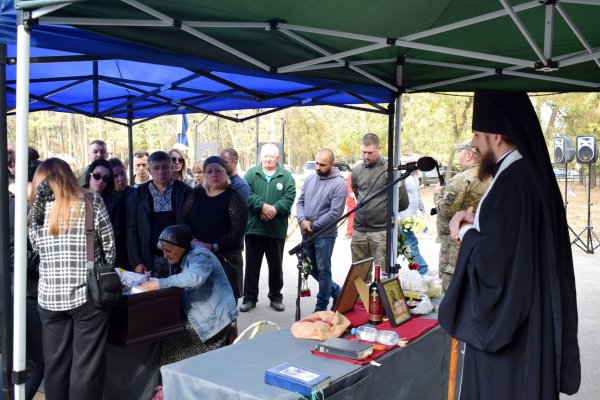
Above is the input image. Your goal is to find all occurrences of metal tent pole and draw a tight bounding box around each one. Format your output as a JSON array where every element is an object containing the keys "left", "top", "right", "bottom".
[
  {"left": 385, "top": 98, "right": 395, "bottom": 275},
  {"left": 1, "top": 42, "right": 15, "bottom": 400},
  {"left": 13, "top": 14, "right": 32, "bottom": 400},
  {"left": 390, "top": 94, "right": 403, "bottom": 274},
  {"left": 127, "top": 101, "right": 134, "bottom": 183}
]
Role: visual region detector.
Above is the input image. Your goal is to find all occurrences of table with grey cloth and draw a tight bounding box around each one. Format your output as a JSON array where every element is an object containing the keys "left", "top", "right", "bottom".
[
  {"left": 103, "top": 342, "right": 161, "bottom": 400},
  {"left": 161, "top": 324, "right": 457, "bottom": 399}
]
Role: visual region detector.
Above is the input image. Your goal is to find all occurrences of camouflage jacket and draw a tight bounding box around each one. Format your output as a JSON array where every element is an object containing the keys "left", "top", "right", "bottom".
[{"left": 433, "top": 163, "right": 490, "bottom": 242}]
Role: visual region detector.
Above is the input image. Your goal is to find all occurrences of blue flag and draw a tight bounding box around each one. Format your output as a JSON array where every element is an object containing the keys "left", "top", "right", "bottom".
[{"left": 178, "top": 114, "right": 189, "bottom": 146}]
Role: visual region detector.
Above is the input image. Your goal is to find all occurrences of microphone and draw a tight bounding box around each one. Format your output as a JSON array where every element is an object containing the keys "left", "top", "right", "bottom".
[
  {"left": 435, "top": 162, "right": 445, "bottom": 185},
  {"left": 430, "top": 159, "right": 445, "bottom": 216},
  {"left": 395, "top": 156, "right": 436, "bottom": 172}
]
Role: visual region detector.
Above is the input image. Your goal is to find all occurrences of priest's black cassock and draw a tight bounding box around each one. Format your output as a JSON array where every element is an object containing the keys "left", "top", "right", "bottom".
[{"left": 439, "top": 90, "right": 580, "bottom": 400}]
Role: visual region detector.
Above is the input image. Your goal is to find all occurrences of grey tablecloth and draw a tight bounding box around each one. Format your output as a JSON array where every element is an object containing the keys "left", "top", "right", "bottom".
[
  {"left": 104, "top": 342, "right": 161, "bottom": 400},
  {"left": 161, "top": 325, "right": 452, "bottom": 400}
]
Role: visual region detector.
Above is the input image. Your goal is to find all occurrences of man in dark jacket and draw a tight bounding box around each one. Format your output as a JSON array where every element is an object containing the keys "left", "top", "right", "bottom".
[
  {"left": 127, "top": 151, "right": 191, "bottom": 277},
  {"left": 350, "top": 133, "right": 408, "bottom": 279},
  {"left": 240, "top": 143, "right": 295, "bottom": 312}
]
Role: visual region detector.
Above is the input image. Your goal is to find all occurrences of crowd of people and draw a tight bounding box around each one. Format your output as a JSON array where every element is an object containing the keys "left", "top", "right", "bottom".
[{"left": 4, "top": 89, "right": 582, "bottom": 400}]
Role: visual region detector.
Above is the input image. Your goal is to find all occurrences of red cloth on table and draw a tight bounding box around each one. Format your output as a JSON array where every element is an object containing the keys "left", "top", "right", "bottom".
[{"left": 311, "top": 302, "right": 439, "bottom": 364}]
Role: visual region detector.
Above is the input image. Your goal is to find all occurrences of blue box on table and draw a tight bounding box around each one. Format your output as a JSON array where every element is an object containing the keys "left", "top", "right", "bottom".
[{"left": 265, "top": 362, "right": 330, "bottom": 397}]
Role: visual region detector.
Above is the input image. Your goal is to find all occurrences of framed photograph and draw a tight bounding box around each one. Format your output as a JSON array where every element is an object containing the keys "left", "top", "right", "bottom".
[
  {"left": 377, "top": 277, "right": 411, "bottom": 327},
  {"left": 331, "top": 257, "right": 374, "bottom": 314}
]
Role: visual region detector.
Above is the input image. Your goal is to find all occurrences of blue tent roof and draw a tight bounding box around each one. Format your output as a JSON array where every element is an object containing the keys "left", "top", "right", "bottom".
[{"left": 1, "top": 1, "right": 393, "bottom": 120}]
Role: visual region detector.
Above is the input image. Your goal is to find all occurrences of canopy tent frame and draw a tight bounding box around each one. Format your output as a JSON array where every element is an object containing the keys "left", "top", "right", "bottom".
[
  {"left": 3, "top": 11, "right": 404, "bottom": 400},
  {"left": 32, "top": 0, "right": 600, "bottom": 92},
  {"left": 4, "top": 53, "right": 388, "bottom": 121},
  {"left": 6, "top": 0, "right": 600, "bottom": 398}
]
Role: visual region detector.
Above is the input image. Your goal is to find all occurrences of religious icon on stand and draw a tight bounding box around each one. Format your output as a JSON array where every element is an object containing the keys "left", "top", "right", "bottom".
[{"left": 377, "top": 277, "right": 411, "bottom": 327}]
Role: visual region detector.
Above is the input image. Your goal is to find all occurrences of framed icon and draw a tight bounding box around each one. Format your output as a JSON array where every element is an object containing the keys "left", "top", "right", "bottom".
[
  {"left": 377, "top": 277, "right": 411, "bottom": 327},
  {"left": 331, "top": 257, "right": 373, "bottom": 314}
]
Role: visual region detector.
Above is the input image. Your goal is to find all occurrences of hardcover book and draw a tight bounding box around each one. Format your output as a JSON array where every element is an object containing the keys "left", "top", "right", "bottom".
[
  {"left": 265, "top": 363, "right": 330, "bottom": 397},
  {"left": 315, "top": 337, "right": 374, "bottom": 360}
]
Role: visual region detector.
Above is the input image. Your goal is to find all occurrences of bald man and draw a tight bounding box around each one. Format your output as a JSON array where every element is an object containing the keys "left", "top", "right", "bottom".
[{"left": 296, "top": 149, "right": 347, "bottom": 311}]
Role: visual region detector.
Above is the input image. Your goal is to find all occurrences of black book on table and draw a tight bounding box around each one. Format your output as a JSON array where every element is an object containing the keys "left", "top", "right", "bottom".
[{"left": 315, "top": 337, "right": 374, "bottom": 360}]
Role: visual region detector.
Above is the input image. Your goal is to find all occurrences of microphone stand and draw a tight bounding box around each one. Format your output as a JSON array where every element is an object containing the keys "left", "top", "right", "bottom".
[{"left": 289, "top": 169, "right": 414, "bottom": 321}]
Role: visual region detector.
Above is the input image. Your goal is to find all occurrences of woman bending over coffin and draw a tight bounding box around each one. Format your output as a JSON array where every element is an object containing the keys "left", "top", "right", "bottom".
[{"left": 139, "top": 224, "right": 238, "bottom": 364}]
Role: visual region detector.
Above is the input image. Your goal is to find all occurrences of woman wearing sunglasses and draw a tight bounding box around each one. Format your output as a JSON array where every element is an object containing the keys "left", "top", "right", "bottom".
[
  {"left": 84, "top": 158, "right": 115, "bottom": 198},
  {"left": 169, "top": 148, "right": 194, "bottom": 187},
  {"left": 83, "top": 159, "right": 121, "bottom": 261}
]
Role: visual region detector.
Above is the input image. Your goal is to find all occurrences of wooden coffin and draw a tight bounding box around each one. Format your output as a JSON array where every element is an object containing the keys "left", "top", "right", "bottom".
[{"left": 108, "top": 287, "right": 186, "bottom": 346}]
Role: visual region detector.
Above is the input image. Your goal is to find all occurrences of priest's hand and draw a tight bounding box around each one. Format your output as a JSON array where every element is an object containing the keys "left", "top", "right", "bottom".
[{"left": 449, "top": 206, "right": 475, "bottom": 241}]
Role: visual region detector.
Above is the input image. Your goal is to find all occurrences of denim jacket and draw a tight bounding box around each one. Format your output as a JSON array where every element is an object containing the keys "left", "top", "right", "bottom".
[{"left": 158, "top": 244, "right": 238, "bottom": 342}]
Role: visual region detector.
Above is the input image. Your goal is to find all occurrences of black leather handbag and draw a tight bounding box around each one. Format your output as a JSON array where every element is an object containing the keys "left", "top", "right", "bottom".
[{"left": 84, "top": 194, "right": 122, "bottom": 308}]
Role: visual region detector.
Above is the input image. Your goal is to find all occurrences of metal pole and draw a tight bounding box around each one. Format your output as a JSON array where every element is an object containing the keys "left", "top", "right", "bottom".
[
  {"left": 585, "top": 163, "right": 595, "bottom": 253},
  {"left": 127, "top": 101, "right": 134, "bottom": 183},
  {"left": 387, "top": 58, "right": 404, "bottom": 275},
  {"left": 13, "top": 17, "right": 32, "bottom": 400},
  {"left": 0, "top": 42, "right": 15, "bottom": 400},
  {"left": 93, "top": 61, "right": 98, "bottom": 115},
  {"left": 255, "top": 110, "right": 260, "bottom": 164},
  {"left": 390, "top": 95, "right": 402, "bottom": 274},
  {"left": 385, "top": 99, "right": 395, "bottom": 274},
  {"left": 564, "top": 162, "right": 568, "bottom": 212},
  {"left": 281, "top": 118, "right": 286, "bottom": 165}
]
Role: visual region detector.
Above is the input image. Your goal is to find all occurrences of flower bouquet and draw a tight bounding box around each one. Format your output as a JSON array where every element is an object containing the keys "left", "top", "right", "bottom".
[
  {"left": 399, "top": 215, "right": 428, "bottom": 233},
  {"left": 299, "top": 254, "right": 312, "bottom": 297}
]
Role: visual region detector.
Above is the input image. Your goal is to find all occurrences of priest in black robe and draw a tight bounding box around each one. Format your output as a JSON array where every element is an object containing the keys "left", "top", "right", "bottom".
[{"left": 439, "top": 90, "right": 580, "bottom": 400}]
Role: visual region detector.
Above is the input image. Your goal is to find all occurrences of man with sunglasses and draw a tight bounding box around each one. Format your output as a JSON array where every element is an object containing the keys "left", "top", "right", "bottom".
[{"left": 127, "top": 151, "right": 191, "bottom": 277}]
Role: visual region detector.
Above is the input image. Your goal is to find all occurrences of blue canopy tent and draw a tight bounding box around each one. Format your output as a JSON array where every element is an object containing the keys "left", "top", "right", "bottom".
[
  {"left": 1, "top": 1, "right": 393, "bottom": 120},
  {"left": 4, "top": 1, "right": 600, "bottom": 398},
  {"left": 1, "top": 2, "right": 399, "bottom": 397}
]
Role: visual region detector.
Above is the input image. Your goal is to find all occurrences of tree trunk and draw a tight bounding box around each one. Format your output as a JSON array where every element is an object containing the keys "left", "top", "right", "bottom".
[{"left": 545, "top": 103, "right": 558, "bottom": 140}]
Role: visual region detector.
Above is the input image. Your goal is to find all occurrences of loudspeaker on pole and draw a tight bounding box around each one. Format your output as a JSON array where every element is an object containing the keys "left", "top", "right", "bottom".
[
  {"left": 554, "top": 136, "right": 575, "bottom": 164},
  {"left": 576, "top": 135, "right": 597, "bottom": 164}
]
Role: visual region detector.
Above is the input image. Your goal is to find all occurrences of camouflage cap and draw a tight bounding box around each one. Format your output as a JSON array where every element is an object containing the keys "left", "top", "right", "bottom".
[{"left": 455, "top": 140, "right": 479, "bottom": 155}]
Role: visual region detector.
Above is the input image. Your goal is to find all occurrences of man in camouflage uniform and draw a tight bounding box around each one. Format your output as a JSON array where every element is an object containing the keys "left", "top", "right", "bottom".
[{"left": 433, "top": 141, "right": 490, "bottom": 291}]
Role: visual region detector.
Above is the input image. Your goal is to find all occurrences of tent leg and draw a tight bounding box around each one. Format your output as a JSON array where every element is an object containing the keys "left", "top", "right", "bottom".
[
  {"left": 13, "top": 20, "right": 32, "bottom": 400},
  {"left": 391, "top": 94, "right": 402, "bottom": 273},
  {"left": 385, "top": 99, "right": 395, "bottom": 274},
  {"left": 385, "top": 94, "right": 403, "bottom": 276},
  {"left": 1, "top": 42, "right": 16, "bottom": 400},
  {"left": 127, "top": 112, "right": 134, "bottom": 184}
]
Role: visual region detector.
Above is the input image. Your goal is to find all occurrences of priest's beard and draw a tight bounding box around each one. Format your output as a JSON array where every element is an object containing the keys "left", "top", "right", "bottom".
[{"left": 478, "top": 149, "right": 496, "bottom": 181}]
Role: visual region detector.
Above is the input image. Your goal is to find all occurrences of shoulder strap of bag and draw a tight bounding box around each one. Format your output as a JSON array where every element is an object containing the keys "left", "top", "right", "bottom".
[{"left": 84, "top": 193, "right": 94, "bottom": 263}]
